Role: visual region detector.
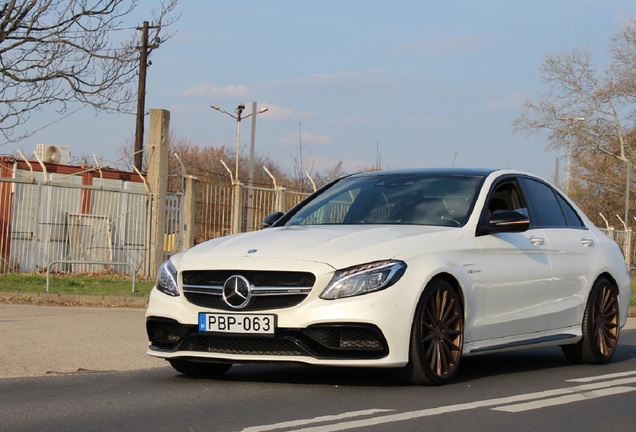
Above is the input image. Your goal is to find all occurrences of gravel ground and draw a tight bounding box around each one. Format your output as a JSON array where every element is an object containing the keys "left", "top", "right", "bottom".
[{"left": 0, "top": 303, "right": 163, "bottom": 379}]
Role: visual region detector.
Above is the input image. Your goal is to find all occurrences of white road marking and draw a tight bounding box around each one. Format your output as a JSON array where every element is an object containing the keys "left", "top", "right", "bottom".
[
  {"left": 240, "top": 374, "right": 636, "bottom": 432},
  {"left": 566, "top": 370, "right": 636, "bottom": 383},
  {"left": 493, "top": 386, "right": 636, "bottom": 413},
  {"left": 240, "top": 409, "right": 395, "bottom": 432}
]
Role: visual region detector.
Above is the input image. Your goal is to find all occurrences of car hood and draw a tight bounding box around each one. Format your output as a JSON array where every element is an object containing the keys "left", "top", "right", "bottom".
[{"left": 179, "top": 225, "right": 463, "bottom": 270}]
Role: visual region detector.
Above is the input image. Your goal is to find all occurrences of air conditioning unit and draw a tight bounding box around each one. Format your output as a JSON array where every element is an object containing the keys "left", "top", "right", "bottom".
[{"left": 36, "top": 144, "right": 71, "bottom": 164}]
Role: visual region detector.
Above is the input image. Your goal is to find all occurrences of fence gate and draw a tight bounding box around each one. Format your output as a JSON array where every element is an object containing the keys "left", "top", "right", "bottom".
[{"left": 0, "top": 177, "right": 153, "bottom": 276}]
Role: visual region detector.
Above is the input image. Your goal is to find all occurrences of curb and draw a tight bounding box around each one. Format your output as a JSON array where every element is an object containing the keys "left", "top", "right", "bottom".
[{"left": 0, "top": 291, "right": 148, "bottom": 308}]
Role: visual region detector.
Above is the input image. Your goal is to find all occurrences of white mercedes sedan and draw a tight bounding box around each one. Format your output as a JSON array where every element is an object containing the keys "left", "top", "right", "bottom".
[{"left": 146, "top": 168, "right": 630, "bottom": 385}]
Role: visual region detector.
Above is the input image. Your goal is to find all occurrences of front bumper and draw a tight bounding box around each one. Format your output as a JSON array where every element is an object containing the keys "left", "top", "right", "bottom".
[
  {"left": 145, "top": 275, "right": 421, "bottom": 367},
  {"left": 147, "top": 317, "right": 389, "bottom": 360}
]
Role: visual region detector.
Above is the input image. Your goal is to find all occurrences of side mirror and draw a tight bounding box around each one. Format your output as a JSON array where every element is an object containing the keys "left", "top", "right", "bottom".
[
  {"left": 262, "top": 211, "right": 285, "bottom": 228},
  {"left": 478, "top": 210, "right": 530, "bottom": 235}
]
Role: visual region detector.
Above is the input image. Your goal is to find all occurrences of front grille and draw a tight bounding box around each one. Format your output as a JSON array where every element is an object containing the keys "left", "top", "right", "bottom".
[
  {"left": 182, "top": 270, "right": 316, "bottom": 287},
  {"left": 181, "top": 335, "right": 305, "bottom": 356},
  {"left": 182, "top": 270, "right": 316, "bottom": 311},
  {"left": 184, "top": 292, "right": 306, "bottom": 311}
]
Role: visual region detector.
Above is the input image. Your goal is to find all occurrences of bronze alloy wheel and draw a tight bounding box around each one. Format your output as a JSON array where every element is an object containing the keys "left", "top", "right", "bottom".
[
  {"left": 590, "top": 280, "right": 619, "bottom": 358},
  {"left": 562, "top": 276, "right": 620, "bottom": 364},
  {"left": 394, "top": 278, "right": 464, "bottom": 385}
]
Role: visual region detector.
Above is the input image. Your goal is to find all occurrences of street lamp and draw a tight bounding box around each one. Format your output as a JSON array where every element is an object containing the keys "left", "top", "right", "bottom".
[{"left": 211, "top": 103, "right": 269, "bottom": 182}]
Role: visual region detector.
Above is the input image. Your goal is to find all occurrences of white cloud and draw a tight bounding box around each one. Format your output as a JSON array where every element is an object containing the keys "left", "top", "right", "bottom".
[{"left": 259, "top": 103, "right": 315, "bottom": 121}]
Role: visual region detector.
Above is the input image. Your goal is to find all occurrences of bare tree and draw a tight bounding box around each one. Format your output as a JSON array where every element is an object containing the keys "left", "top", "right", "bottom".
[
  {"left": 513, "top": 47, "right": 632, "bottom": 166},
  {"left": 0, "top": 0, "right": 179, "bottom": 142},
  {"left": 513, "top": 18, "right": 636, "bottom": 223}
]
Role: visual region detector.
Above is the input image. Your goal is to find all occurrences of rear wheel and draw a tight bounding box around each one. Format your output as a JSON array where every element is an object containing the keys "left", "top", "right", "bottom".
[
  {"left": 168, "top": 358, "right": 232, "bottom": 377},
  {"left": 562, "top": 276, "right": 620, "bottom": 364},
  {"left": 393, "top": 278, "right": 464, "bottom": 385}
]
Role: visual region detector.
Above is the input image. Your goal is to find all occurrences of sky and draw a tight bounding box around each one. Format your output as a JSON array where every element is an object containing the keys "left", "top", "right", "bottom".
[{"left": 3, "top": 0, "right": 636, "bottom": 185}]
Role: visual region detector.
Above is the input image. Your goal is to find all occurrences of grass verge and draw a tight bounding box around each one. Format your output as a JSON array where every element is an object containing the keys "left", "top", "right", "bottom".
[{"left": 0, "top": 273, "right": 154, "bottom": 297}]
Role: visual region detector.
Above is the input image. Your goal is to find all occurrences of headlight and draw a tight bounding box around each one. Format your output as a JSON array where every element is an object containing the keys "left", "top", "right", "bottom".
[
  {"left": 320, "top": 260, "right": 407, "bottom": 300},
  {"left": 156, "top": 260, "right": 179, "bottom": 297}
]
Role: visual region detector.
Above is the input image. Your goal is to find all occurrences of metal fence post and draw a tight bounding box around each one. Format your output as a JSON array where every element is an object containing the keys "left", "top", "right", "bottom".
[
  {"left": 275, "top": 186, "right": 286, "bottom": 213},
  {"left": 625, "top": 229, "right": 633, "bottom": 268},
  {"left": 232, "top": 182, "right": 243, "bottom": 234},
  {"left": 183, "top": 175, "right": 197, "bottom": 249}
]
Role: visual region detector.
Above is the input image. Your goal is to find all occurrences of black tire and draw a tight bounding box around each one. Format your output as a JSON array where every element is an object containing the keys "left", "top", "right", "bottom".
[
  {"left": 393, "top": 278, "right": 464, "bottom": 385},
  {"left": 168, "top": 358, "right": 232, "bottom": 377},
  {"left": 561, "top": 276, "right": 620, "bottom": 364}
]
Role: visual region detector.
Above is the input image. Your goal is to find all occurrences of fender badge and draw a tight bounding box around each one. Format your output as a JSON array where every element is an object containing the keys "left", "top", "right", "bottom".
[{"left": 247, "top": 249, "right": 257, "bottom": 254}]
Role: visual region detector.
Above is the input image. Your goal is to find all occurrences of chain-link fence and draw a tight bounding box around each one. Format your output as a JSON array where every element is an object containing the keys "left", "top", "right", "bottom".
[
  {"left": 194, "top": 182, "right": 309, "bottom": 245},
  {"left": 4, "top": 164, "right": 635, "bottom": 276}
]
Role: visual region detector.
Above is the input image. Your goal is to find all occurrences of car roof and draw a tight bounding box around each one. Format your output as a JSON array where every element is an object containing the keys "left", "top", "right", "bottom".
[{"left": 345, "top": 167, "right": 500, "bottom": 179}]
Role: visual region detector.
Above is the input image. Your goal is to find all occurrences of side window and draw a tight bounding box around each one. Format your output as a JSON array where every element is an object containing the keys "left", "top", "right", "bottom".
[
  {"left": 520, "top": 178, "right": 567, "bottom": 228},
  {"left": 486, "top": 180, "right": 525, "bottom": 214},
  {"left": 556, "top": 193, "right": 585, "bottom": 227},
  {"left": 479, "top": 178, "right": 529, "bottom": 233}
]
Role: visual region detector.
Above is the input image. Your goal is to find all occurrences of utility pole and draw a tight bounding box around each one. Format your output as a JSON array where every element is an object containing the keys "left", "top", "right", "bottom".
[{"left": 135, "top": 21, "right": 160, "bottom": 171}]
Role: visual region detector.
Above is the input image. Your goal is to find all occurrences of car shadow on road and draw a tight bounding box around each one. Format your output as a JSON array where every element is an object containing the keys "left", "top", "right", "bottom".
[
  {"left": 168, "top": 340, "right": 636, "bottom": 387},
  {"left": 455, "top": 341, "right": 636, "bottom": 384},
  {"left": 177, "top": 363, "right": 399, "bottom": 387}
]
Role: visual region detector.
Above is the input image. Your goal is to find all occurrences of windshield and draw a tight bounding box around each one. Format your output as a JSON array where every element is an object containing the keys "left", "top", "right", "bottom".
[{"left": 286, "top": 172, "right": 484, "bottom": 227}]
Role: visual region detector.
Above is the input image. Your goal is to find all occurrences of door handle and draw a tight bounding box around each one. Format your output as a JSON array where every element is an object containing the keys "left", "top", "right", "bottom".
[
  {"left": 581, "top": 238, "right": 595, "bottom": 247},
  {"left": 529, "top": 236, "right": 545, "bottom": 246}
]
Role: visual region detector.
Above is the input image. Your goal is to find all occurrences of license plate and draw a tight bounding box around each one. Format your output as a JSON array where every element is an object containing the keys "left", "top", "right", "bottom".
[{"left": 198, "top": 313, "right": 276, "bottom": 335}]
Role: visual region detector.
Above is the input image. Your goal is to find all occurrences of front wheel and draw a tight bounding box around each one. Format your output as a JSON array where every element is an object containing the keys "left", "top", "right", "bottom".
[
  {"left": 561, "top": 276, "right": 620, "bottom": 364},
  {"left": 168, "top": 358, "right": 232, "bottom": 377},
  {"left": 393, "top": 278, "right": 464, "bottom": 385}
]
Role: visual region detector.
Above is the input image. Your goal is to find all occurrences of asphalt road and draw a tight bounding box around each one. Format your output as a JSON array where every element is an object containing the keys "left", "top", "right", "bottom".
[
  {"left": 2, "top": 304, "right": 636, "bottom": 431},
  {"left": 1, "top": 328, "right": 636, "bottom": 431}
]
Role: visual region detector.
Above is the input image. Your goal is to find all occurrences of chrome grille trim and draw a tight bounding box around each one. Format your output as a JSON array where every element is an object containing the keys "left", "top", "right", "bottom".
[
  {"left": 183, "top": 285, "right": 312, "bottom": 296},
  {"left": 181, "top": 270, "right": 316, "bottom": 311}
]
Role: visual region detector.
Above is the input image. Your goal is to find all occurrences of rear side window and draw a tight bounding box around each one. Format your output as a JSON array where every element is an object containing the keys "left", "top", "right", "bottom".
[
  {"left": 556, "top": 193, "right": 585, "bottom": 227},
  {"left": 520, "top": 178, "right": 584, "bottom": 228}
]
